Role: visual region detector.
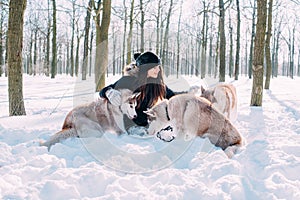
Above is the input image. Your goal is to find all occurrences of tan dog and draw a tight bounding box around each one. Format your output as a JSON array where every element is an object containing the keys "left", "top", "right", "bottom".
[
  {"left": 144, "top": 94, "right": 242, "bottom": 158},
  {"left": 201, "top": 83, "right": 237, "bottom": 121},
  {"left": 40, "top": 89, "right": 139, "bottom": 151}
]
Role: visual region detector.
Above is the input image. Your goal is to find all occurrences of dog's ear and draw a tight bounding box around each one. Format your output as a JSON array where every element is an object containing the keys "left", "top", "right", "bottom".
[
  {"left": 212, "top": 96, "right": 217, "bottom": 103},
  {"left": 131, "top": 92, "right": 141, "bottom": 100},
  {"left": 201, "top": 85, "right": 205, "bottom": 94},
  {"left": 143, "top": 109, "right": 156, "bottom": 118}
]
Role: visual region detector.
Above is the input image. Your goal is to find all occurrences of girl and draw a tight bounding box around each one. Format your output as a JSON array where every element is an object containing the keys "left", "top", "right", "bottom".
[{"left": 99, "top": 51, "right": 176, "bottom": 132}]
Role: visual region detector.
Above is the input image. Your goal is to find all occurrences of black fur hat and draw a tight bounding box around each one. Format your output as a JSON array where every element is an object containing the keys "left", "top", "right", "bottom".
[{"left": 134, "top": 51, "right": 161, "bottom": 72}]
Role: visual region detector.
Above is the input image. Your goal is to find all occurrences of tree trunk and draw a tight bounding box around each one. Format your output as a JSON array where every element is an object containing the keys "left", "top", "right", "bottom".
[
  {"left": 208, "top": 12, "right": 214, "bottom": 76},
  {"left": 176, "top": 1, "right": 182, "bottom": 79},
  {"left": 250, "top": 0, "right": 267, "bottom": 106},
  {"left": 75, "top": 31, "right": 80, "bottom": 76},
  {"left": 7, "top": 0, "right": 27, "bottom": 116},
  {"left": 0, "top": 2, "right": 4, "bottom": 76},
  {"left": 155, "top": 0, "right": 161, "bottom": 55},
  {"left": 162, "top": 0, "right": 173, "bottom": 77},
  {"left": 219, "top": 0, "right": 226, "bottom": 82},
  {"left": 248, "top": 0, "right": 256, "bottom": 79},
  {"left": 122, "top": 0, "right": 127, "bottom": 68},
  {"left": 139, "top": 0, "right": 145, "bottom": 53},
  {"left": 234, "top": 0, "right": 241, "bottom": 80},
  {"left": 126, "top": 0, "right": 134, "bottom": 64},
  {"left": 200, "top": 2, "right": 207, "bottom": 79},
  {"left": 81, "top": 0, "right": 91, "bottom": 80},
  {"left": 290, "top": 28, "right": 295, "bottom": 79},
  {"left": 51, "top": 0, "right": 57, "bottom": 79},
  {"left": 44, "top": 0, "right": 51, "bottom": 77},
  {"left": 215, "top": 25, "right": 220, "bottom": 79},
  {"left": 95, "top": 0, "right": 111, "bottom": 91},
  {"left": 70, "top": 0, "right": 75, "bottom": 76},
  {"left": 29, "top": 32, "right": 33, "bottom": 75},
  {"left": 264, "top": 0, "right": 273, "bottom": 89},
  {"left": 89, "top": 25, "right": 94, "bottom": 77},
  {"left": 229, "top": 17, "right": 233, "bottom": 78},
  {"left": 33, "top": 28, "right": 38, "bottom": 76}
]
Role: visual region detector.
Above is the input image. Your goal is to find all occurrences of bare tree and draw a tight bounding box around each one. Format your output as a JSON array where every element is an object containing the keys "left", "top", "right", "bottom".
[
  {"left": 93, "top": 0, "right": 111, "bottom": 91},
  {"left": 228, "top": 12, "right": 233, "bottom": 78},
  {"left": 69, "top": 0, "right": 77, "bottom": 77},
  {"left": 89, "top": 24, "right": 94, "bottom": 77},
  {"left": 248, "top": 0, "right": 256, "bottom": 79},
  {"left": 218, "top": 0, "right": 226, "bottom": 82},
  {"left": 200, "top": 1, "right": 208, "bottom": 79},
  {"left": 155, "top": 0, "right": 162, "bottom": 55},
  {"left": 139, "top": 0, "right": 145, "bottom": 52},
  {"left": 264, "top": 0, "right": 273, "bottom": 89},
  {"left": 234, "top": 0, "right": 241, "bottom": 80},
  {"left": 0, "top": 0, "right": 7, "bottom": 76},
  {"left": 50, "top": 0, "right": 57, "bottom": 79},
  {"left": 162, "top": 0, "right": 173, "bottom": 77},
  {"left": 250, "top": 0, "right": 267, "bottom": 106},
  {"left": 82, "top": 0, "right": 92, "bottom": 80},
  {"left": 75, "top": 20, "right": 84, "bottom": 77},
  {"left": 7, "top": 0, "right": 27, "bottom": 115},
  {"left": 176, "top": 0, "right": 183, "bottom": 78},
  {"left": 44, "top": 0, "right": 51, "bottom": 77},
  {"left": 126, "top": 0, "right": 134, "bottom": 64}
]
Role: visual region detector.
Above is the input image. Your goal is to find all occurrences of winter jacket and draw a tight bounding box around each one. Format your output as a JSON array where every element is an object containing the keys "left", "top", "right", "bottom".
[{"left": 99, "top": 75, "right": 176, "bottom": 128}]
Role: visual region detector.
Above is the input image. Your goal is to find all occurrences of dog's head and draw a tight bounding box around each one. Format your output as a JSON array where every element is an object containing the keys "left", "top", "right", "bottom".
[
  {"left": 144, "top": 99, "right": 170, "bottom": 135},
  {"left": 201, "top": 86, "right": 217, "bottom": 103},
  {"left": 119, "top": 89, "right": 140, "bottom": 119},
  {"left": 123, "top": 63, "right": 139, "bottom": 77}
]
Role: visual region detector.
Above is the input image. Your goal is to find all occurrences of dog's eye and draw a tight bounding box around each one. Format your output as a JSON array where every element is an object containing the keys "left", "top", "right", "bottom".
[{"left": 129, "top": 102, "right": 134, "bottom": 108}]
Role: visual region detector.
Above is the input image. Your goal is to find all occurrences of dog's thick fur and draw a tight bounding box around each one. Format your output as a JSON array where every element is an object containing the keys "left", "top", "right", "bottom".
[
  {"left": 144, "top": 94, "right": 242, "bottom": 158},
  {"left": 40, "top": 89, "right": 139, "bottom": 151},
  {"left": 201, "top": 83, "right": 237, "bottom": 121}
]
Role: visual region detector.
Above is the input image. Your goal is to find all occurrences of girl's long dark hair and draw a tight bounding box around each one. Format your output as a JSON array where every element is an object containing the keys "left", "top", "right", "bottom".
[{"left": 135, "top": 66, "right": 166, "bottom": 109}]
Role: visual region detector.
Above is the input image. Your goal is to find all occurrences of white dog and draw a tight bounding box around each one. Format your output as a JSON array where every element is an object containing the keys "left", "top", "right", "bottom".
[
  {"left": 201, "top": 83, "right": 237, "bottom": 121},
  {"left": 40, "top": 89, "right": 139, "bottom": 151},
  {"left": 144, "top": 94, "right": 242, "bottom": 158}
]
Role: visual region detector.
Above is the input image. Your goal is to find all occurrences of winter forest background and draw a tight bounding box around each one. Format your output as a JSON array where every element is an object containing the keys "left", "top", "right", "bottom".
[{"left": 1, "top": 0, "right": 300, "bottom": 114}]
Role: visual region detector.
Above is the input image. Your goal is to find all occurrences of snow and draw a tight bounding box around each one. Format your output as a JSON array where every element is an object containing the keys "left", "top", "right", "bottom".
[{"left": 0, "top": 74, "right": 300, "bottom": 199}]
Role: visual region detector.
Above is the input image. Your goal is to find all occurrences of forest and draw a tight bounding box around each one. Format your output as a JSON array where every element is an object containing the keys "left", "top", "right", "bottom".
[{"left": 1, "top": 0, "right": 300, "bottom": 116}]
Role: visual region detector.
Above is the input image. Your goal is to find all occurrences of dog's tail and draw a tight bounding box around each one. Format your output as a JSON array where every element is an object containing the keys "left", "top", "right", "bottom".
[{"left": 40, "top": 128, "right": 78, "bottom": 151}]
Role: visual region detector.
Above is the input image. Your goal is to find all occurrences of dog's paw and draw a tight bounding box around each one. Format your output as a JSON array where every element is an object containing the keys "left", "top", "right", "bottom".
[{"left": 156, "top": 126, "right": 176, "bottom": 142}]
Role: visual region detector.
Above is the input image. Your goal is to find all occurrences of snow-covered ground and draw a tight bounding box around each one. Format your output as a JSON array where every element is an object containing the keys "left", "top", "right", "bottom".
[{"left": 0, "top": 74, "right": 299, "bottom": 199}]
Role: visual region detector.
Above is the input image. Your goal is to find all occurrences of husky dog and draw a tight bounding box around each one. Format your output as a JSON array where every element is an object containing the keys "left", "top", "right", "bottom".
[
  {"left": 40, "top": 89, "right": 139, "bottom": 151},
  {"left": 144, "top": 94, "right": 242, "bottom": 158},
  {"left": 201, "top": 83, "right": 237, "bottom": 121}
]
